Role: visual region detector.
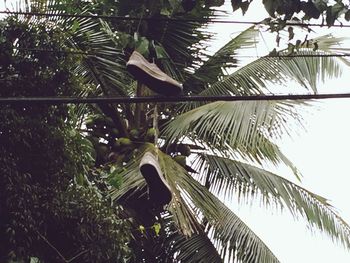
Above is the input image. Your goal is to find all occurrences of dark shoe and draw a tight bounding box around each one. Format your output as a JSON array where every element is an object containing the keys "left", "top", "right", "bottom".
[
  {"left": 126, "top": 51, "right": 183, "bottom": 96},
  {"left": 139, "top": 151, "right": 172, "bottom": 206}
]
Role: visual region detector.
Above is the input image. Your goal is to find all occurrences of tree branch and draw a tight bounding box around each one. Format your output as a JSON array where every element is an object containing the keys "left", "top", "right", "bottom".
[
  {"left": 67, "top": 249, "right": 89, "bottom": 263},
  {"left": 36, "top": 231, "right": 68, "bottom": 262},
  {"left": 37, "top": 231, "right": 90, "bottom": 263}
]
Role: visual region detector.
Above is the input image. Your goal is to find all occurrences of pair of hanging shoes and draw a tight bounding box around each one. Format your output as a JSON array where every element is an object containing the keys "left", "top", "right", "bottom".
[
  {"left": 139, "top": 151, "right": 172, "bottom": 206},
  {"left": 126, "top": 50, "right": 183, "bottom": 96},
  {"left": 127, "top": 50, "right": 177, "bottom": 206}
]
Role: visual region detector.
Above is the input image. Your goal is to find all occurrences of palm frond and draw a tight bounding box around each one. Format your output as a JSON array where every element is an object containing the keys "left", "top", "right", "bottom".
[
  {"left": 162, "top": 100, "right": 306, "bottom": 158},
  {"left": 148, "top": 12, "right": 215, "bottom": 77},
  {"left": 178, "top": 33, "right": 344, "bottom": 107},
  {"left": 15, "top": 4, "right": 135, "bottom": 120},
  {"left": 307, "top": 34, "right": 350, "bottom": 67},
  {"left": 66, "top": 18, "right": 132, "bottom": 96},
  {"left": 66, "top": 16, "right": 135, "bottom": 128},
  {"left": 231, "top": 132, "right": 301, "bottom": 179},
  {"left": 109, "top": 145, "right": 149, "bottom": 202},
  {"left": 113, "top": 147, "right": 280, "bottom": 262},
  {"left": 309, "top": 34, "right": 349, "bottom": 52},
  {"left": 158, "top": 151, "right": 204, "bottom": 236},
  {"left": 23, "top": 4, "right": 133, "bottom": 97},
  {"left": 194, "top": 154, "right": 350, "bottom": 249},
  {"left": 160, "top": 152, "right": 280, "bottom": 262},
  {"left": 196, "top": 49, "right": 342, "bottom": 98},
  {"left": 184, "top": 26, "right": 260, "bottom": 94},
  {"left": 171, "top": 232, "right": 223, "bottom": 263}
]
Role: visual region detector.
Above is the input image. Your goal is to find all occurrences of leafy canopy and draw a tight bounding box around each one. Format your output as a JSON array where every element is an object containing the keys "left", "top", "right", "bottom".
[{"left": 0, "top": 17, "right": 131, "bottom": 263}]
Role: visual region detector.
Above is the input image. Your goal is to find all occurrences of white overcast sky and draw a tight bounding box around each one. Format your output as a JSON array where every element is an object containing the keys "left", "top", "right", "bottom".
[
  {"left": 2, "top": 0, "right": 350, "bottom": 262},
  {"left": 210, "top": 1, "right": 350, "bottom": 262}
]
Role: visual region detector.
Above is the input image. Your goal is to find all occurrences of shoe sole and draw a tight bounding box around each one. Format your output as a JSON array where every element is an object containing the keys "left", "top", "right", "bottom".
[
  {"left": 140, "top": 163, "right": 172, "bottom": 206},
  {"left": 126, "top": 63, "right": 182, "bottom": 96}
]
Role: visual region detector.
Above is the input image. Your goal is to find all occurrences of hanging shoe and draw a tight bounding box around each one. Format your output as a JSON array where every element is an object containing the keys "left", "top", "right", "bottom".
[
  {"left": 126, "top": 50, "right": 183, "bottom": 96},
  {"left": 139, "top": 151, "right": 172, "bottom": 206}
]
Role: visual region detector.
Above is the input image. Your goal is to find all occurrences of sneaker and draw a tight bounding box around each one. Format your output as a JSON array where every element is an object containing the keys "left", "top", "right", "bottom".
[
  {"left": 139, "top": 151, "right": 172, "bottom": 206},
  {"left": 126, "top": 50, "right": 183, "bottom": 96}
]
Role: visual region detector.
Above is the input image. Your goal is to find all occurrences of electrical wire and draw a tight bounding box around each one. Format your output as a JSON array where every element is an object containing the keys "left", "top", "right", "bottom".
[
  {"left": 0, "top": 10, "right": 245, "bottom": 23},
  {"left": 1, "top": 93, "right": 350, "bottom": 105},
  {"left": 16, "top": 48, "right": 92, "bottom": 56},
  {"left": 13, "top": 47, "right": 350, "bottom": 59},
  {"left": 1, "top": 10, "right": 350, "bottom": 28}
]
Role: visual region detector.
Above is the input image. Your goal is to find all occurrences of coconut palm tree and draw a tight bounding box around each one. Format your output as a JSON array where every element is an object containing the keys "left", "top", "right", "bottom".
[{"left": 10, "top": 0, "right": 350, "bottom": 262}]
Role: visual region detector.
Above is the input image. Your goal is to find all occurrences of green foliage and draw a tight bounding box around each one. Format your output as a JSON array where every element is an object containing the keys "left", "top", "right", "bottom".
[
  {"left": 231, "top": 0, "right": 252, "bottom": 14},
  {"left": 0, "top": 18, "right": 130, "bottom": 262},
  {"left": 231, "top": 0, "right": 350, "bottom": 27},
  {"left": 194, "top": 154, "right": 350, "bottom": 248},
  {"left": 73, "top": 0, "right": 350, "bottom": 261},
  {"left": 5, "top": 1, "right": 350, "bottom": 262}
]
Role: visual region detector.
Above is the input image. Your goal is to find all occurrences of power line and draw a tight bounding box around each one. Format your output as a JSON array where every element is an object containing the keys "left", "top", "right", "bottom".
[
  {"left": 1, "top": 93, "right": 350, "bottom": 105},
  {"left": 17, "top": 48, "right": 92, "bottom": 56},
  {"left": 0, "top": 10, "right": 235, "bottom": 23},
  {"left": 14, "top": 48, "right": 350, "bottom": 59},
  {"left": 1, "top": 10, "right": 350, "bottom": 28},
  {"left": 237, "top": 54, "right": 350, "bottom": 58}
]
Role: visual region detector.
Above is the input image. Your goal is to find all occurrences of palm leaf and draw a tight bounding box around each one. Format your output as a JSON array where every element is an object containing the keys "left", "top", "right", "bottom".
[
  {"left": 149, "top": 12, "right": 215, "bottom": 77},
  {"left": 109, "top": 144, "right": 202, "bottom": 236},
  {"left": 159, "top": 151, "right": 280, "bottom": 262},
  {"left": 111, "top": 146, "right": 279, "bottom": 262},
  {"left": 171, "top": 232, "right": 223, "bottom": 263},
  {"left": 162, "top": 100, "right": 306, "bottom": 163},
  {"left": 194, "top": 154, "right": 350, "bottom": 249},
  {"left": 306, "top": 34, "right": 350, "bottom": 67},
  {"left": 14, "top": 3, "right": 135, "bottom": 122},
  {"left": 158, "top": 150, "right": 204, "bottom": 236},
  {"left": 196, "top": 49, "right": 342, "bottom": 98},
  {"left": 66, "top": 18, "right": 132, "bottom": 96},
  {"left": 184, "top": 26, "right": 260, "bottom": 93},
  {"left": 23, "top": 3, "right": 134, "bottom": 97},
  {"left": 180, "top": 34, "right": 344, "bottom": 107},
  {"left": 109, "top": 145, "right": 149, "bottom": 202},
  {"left": 229, "top": 133, "right": 301, "bottom": 179}
]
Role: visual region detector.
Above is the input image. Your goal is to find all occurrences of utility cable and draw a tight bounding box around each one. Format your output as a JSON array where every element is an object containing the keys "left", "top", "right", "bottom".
[
  {"left": 1, "top": 10, "right": 350, "bottom": 28},
  {"left": 13, "top": 48, "right": 350, "bottom": 59},
  {"left": 1, "top": 93, "right": 350, "bottom": 105},
  {"left": 16, "top": 48, "right": 92, "bottom": 56}
]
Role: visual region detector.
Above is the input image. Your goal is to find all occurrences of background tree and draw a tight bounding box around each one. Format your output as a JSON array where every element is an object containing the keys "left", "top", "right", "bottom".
[
  {"left": 0, "top": 17, "right": 130, "bottom": 263},
  {"left": 231, "top": 0, "right": 350, "bottom": 27},
  {"left": 3, "top": 0, "right": 350, "bottom": 262}
]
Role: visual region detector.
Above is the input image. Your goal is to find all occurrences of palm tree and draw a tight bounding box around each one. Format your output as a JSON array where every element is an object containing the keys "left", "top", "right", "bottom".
[{"left": 11, "top": 0, "right": 350, "bottom": 262}]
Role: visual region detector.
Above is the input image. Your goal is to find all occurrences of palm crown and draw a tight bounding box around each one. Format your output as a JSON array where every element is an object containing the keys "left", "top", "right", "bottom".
[{"left": 7, "top": 0, "right": 350, "bottom": 262}]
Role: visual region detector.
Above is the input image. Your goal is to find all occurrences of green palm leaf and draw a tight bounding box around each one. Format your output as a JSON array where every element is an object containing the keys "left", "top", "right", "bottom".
[
  {"left": 180, "top": 34, "right": 344, "bottom": 106},
  {"left": 66, "top": 18, "right": 132, "bottom": 96},
  {"left": 109, "top": 146, "right": 148, "bottom": 201},
  {"left": 159, "top": 151, "right": 280, "bottom": 262},
  {"left": 197, "top": 49, "right": 342, "bottom": 98},
  {"left": 162, "top": 100, "right": 306, "bottom": 167},
  {"left": 306, "top": 34, "right": 350, "bottom": 67},
  {"left": 110, "top": 144, "right": 202, "bottom": 235},
  {"left": 171, "top": 232, "right": 223, "bottom": 263},
  {"left": 184, "top": 26, "right": 260, "bottom": 93},
  {"left": 194, "top": 154, "right": 350, "bottom": 248},
  {"left": 24, "top": 4, "right": 134, "bottom": 97},
  {"left": 151, "top": 14, "right": 214, "bottom": 75},
  {"left": 111, "top": 146, "right": 280, "bottom": 262}
]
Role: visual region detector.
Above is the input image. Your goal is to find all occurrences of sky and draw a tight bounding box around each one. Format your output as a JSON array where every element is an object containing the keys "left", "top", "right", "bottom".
[
  {"left": 2, "top": 0, "right": 350, "bottom": 262},
  {"left": 210, "top": 1, "right": 350, "bottom": 262},
  {"left": 230, "top": 99, "right": 350, "bottom": 263}
]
